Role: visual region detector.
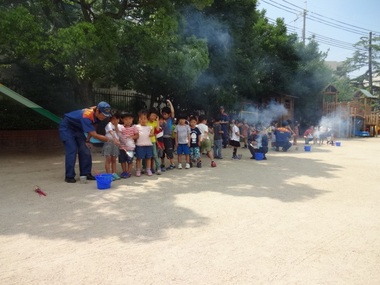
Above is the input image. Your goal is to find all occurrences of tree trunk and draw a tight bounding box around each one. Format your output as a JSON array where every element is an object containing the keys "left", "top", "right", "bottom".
[{"left": 72, "top": 79, "right": 94, "bottom": 107}]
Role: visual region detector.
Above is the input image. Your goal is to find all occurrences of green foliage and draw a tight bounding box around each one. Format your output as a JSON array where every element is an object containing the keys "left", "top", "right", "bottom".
[
  {"left": 290, "top": 38, "right": 334, "bottom": 125},
  {"left": 0, "top": 0, "right": 335, "bottom": 125},
  {"left": 0, "top": 6, "right": 46, "bottom": 64},
  {"left": 341, "top": 35, "right": 380, "bottom": 91},
  {"left": 332, "top": 76, "right": 356, "bottom": 101},
  {"left": 0, "top": 98, "right": 58, "bottom": 130}
]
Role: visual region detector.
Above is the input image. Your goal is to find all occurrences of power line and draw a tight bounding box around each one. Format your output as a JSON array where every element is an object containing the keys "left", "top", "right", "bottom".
[
  {"left": 267, "top": 17, "right": 366, "bottom": 53},
  {"left": 306, "top": 14, "right": 366, "bottom": 36},
  {"left": 272, "top": 0, "right": 366, "bottom": 35},
  {"left": 260, "top": 0, "right": 298, "bottom": 16},
  {"left": 262, "top": 0, "right": 376, "bottom": 35},
  {"left": 309, "top": 32, "right": 366, "bottom": 51},
  {"left": 281, "top": 0, "right": 380, "bottom": 34}
]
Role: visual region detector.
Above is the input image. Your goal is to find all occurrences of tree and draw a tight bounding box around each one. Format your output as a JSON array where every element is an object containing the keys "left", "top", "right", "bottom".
[
  {"left": 179, "top": 1, "right": 304, "bottom": 115},
  {"left": 339, "top": 35, "right": 380, "bottom": 94},
  {"left": 290, "top": 38, "right": 334, "bottom": 125},
  {"left": 0, "top": 0, "right": 212, "bottom": 106},
  {"left": 0, "top": 0, "right": 335, "bottom": 121}
]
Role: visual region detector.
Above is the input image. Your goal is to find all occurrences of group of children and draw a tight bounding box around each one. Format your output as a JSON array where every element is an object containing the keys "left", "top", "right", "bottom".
[
  {"left": 303, "top": 125, "right": 335, "bottom": 145},
  {"left": 101, "top": 101, "right": 329, "bottom": 179},
  {"left": 100, "top": 100, "right": 219, "bottom": 179},
  {"left": 102, "top": 106, "right": 300, "bottom": 179}
]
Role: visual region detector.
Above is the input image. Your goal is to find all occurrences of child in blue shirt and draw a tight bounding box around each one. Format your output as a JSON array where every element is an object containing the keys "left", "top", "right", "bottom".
[{"left": 160, "top": 99, "right": 176, "bottom": 170}]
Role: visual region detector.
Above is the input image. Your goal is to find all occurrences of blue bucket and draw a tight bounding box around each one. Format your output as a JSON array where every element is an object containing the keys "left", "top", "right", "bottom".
[
  {"left": 304, "top": 145, "right": 311, "bottom": 152},
  {"left": 95, "top": 174, "right": 113, "bottom": 190},
  {"left": 255, "top": 152, "right": 264, "bottom": 160},
  {"left": 335, "top": 142, "right": 341, "bottom": 146}
]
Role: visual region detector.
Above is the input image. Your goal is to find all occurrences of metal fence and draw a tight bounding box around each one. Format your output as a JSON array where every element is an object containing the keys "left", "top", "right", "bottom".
[{"left": 93, "top": 88, "right": 151, "bottom": 114}]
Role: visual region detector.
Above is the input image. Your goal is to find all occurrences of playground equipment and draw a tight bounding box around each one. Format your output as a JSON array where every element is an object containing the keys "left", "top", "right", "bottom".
[
  {"left": 0, "top": 83, "right": 62, "bottom": 124},
  {"left": 322, "top": 85, "right": 379, "bottom": 137},
  {"left": 0, "top": 83, "right": 103, "bottom": 144}
]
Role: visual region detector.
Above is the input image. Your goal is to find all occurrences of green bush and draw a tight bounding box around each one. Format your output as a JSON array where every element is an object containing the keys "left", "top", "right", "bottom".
[{"left": 0, "top": 100, "right": 58, "bottom": 130}]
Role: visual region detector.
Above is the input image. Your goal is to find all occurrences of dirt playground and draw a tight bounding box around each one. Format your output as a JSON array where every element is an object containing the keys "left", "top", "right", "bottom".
[{"left": 1, "top": 138, "right": 380, "bottom": 284}]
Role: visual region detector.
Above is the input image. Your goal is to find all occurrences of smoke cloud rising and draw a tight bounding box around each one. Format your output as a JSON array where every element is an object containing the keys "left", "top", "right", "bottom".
[
  {"left": 239, "top": 101, "right": 288, "bottom": 127},
  {"left": 182, "top": 8, "right": 232, "bottom": 53},
  {"left": 318, "top": 106, "right": 350, "bottom": 137}
]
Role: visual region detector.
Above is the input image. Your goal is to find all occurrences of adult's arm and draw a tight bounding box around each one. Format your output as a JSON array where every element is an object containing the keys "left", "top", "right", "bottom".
[{"left": 87, "top": 130, "right": 112, "bottom": 143}]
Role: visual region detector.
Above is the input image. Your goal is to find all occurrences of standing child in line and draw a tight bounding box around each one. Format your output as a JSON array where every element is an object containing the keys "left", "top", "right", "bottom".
[
  {"left": 293, "top": 121, "right": 300, "bottom": 148},
  {"left": 189, "top": 116, "right": 202, "bottom": 168},
  {"left": 156, "top": 116, "right": 165, "bottom": 171},
  {"left": 230, "top": 119, "right": 243, "bottom": 159},
  {"left": 197, "top": 115, "right": 217, "bottom": 167},
  {"left": 147, "top": 108, "right": 162, "bottom": 175},
  {"left": 135, "top": 110, "right": 154, "bottom": 176},
  {"left": 270, "top": 121, "right": 278, "bottom": 149},
  {"left": 174, "top": 114, "right": 191, "bottom": 169},
  {"left": 213, "top": 118, "right": 223, "bottom": 159},
  {"left": 103, "top": 110, "right": 121, "bottom": 180},
  {"left": 241, "top": 119, "right": 249, "bottom": 148},
  {"left": 118, "top": 112, "right": 139, "bottom": 178},
  {"left": 160, "top": 99, "right": 176, "bottom": 170}
]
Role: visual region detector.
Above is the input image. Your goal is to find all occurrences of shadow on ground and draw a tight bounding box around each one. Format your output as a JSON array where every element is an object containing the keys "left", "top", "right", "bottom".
[{"left": 0, "top": 148, "right": 341, "bottom": 243}]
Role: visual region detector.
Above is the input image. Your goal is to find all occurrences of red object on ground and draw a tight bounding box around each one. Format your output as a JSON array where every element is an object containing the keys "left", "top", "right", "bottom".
[{"left": 34, "top": 186, "right": 47, "bottom": 196}]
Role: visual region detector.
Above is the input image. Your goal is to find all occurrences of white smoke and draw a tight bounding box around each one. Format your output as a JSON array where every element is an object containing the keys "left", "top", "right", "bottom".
[
  {"left": 182, "top": 8, "right": 232, "bottom": 53},
  {"left": 240, "top": 101, "right": 288, "bottom": 127},
  {"left": 318, "top": 106, "right": 350, "bottom": 137}
]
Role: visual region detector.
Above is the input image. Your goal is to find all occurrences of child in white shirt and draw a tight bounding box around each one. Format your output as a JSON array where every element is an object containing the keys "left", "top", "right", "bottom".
[{"left": 102, "top": 111, "right": 121, "bottom": 179}]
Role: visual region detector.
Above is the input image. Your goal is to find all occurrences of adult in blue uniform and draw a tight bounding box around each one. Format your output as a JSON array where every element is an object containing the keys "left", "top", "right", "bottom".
[
  {"left": 59, "top": 102, "right": 113, "bottom": 183},
  {"left": 274, "top": 121, "right": 292, "bottom": 152}
]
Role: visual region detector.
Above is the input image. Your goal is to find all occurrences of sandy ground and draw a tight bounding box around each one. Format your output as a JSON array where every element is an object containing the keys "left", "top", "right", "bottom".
[{"left": 1, "top": 138, "right": 380, "bottom": 285}]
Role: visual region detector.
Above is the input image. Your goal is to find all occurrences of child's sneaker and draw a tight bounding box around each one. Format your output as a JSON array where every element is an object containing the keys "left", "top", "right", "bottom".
[
  {"left": 185, "top": 163, "right": 190, "bottom": 169},
  {"left": 178, "top": 163, "right": 183, "bottom": 169},
  {"left": 136, "top": 170, "right": 141, "bottom": 177},
  {"left": 112, "top": 173, "right": 121, "bottom": 180},
  {"left": 211, "top": 161, "right": 217, "bottom": 167},
  {"left": 196, "top": 161, "right": 202, "bottom": 168},
  {"left": 120, "top": 172, "right": 130, "bottom": 178},
  {"left": 156, "top": 168, "right": 162, "bottom": 175},
  {"left": 160, "top": 165, "right": 166, "bottom": 172},
  {"left": 146, "top": 169, "right": 153, "bottom": 176},
  {"left": 166, "top": 164, "right": 175, "bottom": 170}
]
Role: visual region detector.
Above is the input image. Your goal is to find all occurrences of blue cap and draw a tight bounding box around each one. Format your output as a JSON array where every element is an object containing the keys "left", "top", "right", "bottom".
[{"left": 97, "top": 101, "right": 111, "bottom": 117}]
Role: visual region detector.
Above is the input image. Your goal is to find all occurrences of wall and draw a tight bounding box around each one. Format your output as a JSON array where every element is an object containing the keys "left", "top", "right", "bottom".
[{"left": 0, "top": 130, "right": 63, "bottom": 153}]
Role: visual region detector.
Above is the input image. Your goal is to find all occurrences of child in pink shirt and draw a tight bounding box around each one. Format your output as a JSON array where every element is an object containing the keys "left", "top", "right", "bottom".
[
  {"left": 135, "top": 110, "right": 154, "bottom": 176},
  {"left": 118, "top": 112, "right": 139, "bottom": 178}
]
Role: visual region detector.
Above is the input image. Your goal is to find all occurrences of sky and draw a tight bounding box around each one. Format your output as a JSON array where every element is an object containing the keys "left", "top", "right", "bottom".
[{"left": 257, "top": 0, "right": 380, "bottom": 63}]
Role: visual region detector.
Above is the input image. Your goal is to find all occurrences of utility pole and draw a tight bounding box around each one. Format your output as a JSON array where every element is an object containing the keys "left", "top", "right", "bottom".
[
  {"left": 368, "top": 32, "right": 373, "bottom": 95},
  {"left": 302, "top": 1, "right": 307, "bottom": 44},
  {"left": 302, "top": 8, "right": 307, "bottom": 44}
]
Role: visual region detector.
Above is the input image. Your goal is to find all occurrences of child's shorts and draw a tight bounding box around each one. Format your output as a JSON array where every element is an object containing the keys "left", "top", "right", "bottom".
[
  {"left": 229, "top": 139, "right": 241, "bottom": 147},
  {"left": 162, "top": 137, "right": 174, "bottom": 159},
  {"left": 177, "top": 143, "right": 190, "bottom": 155},
  {"left": 135, "top": 145, "right": 153, "bottom": 159},
  {"left": 102, "top": 142, "right": 120, "bottom": 156},
  {"left": 189, "top": 147, "right": 200, "bottom": 160},
  {"left": 200, "top": 139, "right": 212, "bottom": 153},
  {"left": 119, "top": 149, "right": 134, "bottom": 164}
]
